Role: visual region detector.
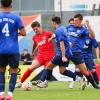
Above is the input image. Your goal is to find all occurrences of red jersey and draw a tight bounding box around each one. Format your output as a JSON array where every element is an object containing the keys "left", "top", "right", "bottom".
[{"left": 32, "top": 30, "right": 55, "bottom": 56}]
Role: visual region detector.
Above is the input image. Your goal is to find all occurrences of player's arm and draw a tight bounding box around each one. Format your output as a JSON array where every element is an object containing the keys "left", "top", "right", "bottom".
[
  {"left": 32, "top": 44, "right": 37, "bottom": 56},
  {"left": 19, "top": 28, "right": 26, "bottom": 36},
  {"left": 48, "top": 34, "right": 56, "bottom": 41},
  {"left": 84, "top": 20, "right": 95, "bottom": 38},
  {"left": 92, "top": 38, "right": 100, "bottom": 63},
  {"left": 95, "top": 47, "right": 100, "bottom": 60},
  {"left": 17, "top": 16, "right": 26, "bottom": 36},
  {"left": 60, "top": 41, "right": 68, "bottom": 62}
]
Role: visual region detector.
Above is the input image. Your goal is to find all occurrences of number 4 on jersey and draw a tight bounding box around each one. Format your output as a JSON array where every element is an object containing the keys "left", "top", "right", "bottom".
[{"left": 2, "top": 23, "right": 10, "bottom": 36}]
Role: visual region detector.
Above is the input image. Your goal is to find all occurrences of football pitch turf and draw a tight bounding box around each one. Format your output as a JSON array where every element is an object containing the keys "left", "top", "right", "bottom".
[{"left": 13, "top": 82, "right": 100, "bottom": 100}]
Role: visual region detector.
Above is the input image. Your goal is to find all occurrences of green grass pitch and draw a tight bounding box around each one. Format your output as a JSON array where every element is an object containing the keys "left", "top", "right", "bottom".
[{"left": 12, "top": 82, "right": 100, "bottom": 100}]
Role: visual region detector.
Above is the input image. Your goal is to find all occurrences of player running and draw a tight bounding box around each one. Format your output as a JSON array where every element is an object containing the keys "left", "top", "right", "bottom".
[
  {"left": 0, "top": 0, "right": 26, "bottom": 100},
  {"left": 15, "top": 21, "right": 55, "bottom": 88},
  {"left": 37, "top": 15, "right": 100, "bottom": 90}
]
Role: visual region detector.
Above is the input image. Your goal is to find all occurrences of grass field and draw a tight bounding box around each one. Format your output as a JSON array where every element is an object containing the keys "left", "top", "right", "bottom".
[{"left": 12, "top": 81, "right": 100, "bottom": 100}]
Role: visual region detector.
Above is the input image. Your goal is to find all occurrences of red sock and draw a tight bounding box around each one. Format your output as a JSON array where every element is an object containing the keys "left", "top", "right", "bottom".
[{"left": 20, "top": 68, "right": 33, "bottom": 83}]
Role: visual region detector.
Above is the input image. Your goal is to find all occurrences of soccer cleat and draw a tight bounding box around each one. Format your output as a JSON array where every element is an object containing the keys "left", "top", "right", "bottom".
[
  {"left": 0, "top": 95, "right": 5, "bottom": 100},
  {"left": 5, "top": 95, "right": 13, "bottom": 100},
  {"left": 37, "top": 81, "right": 48, "bottom": 88},
  {"left": 15, "top": 82, "right": 22, "bottom": 88},
  {"left": 31, "top": 80, "right": 42, "bottom": 86},
  {"left": 68, "top": 81, "right": 75, "bottom": 89},
  {"left": 81, "top": 82, "right": 87, "bottom": 90}
]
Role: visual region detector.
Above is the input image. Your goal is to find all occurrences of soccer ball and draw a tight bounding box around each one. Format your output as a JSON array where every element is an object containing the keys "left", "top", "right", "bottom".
[{"left": 22, "top": 81, "right": 32, "bottom": 91}]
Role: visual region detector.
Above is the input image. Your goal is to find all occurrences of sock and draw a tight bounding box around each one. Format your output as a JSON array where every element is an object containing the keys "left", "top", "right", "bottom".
[
  {"left": 92, "top": 72, "right": 99, "bottom": 85},
  {"left": 85, "top": 74, "right": 97, "bottom": 88},
  {"left": 75, "top": 71, "right": 83, "bottom": 78},
  {"left": 20, "top": 68, "right": 33, "bottom": 83},
  {"left": 40, "top": 69, "right": 52, "bottom": 81},
  {"left": 0, "top": 72, "right": 5, "bottom": 92},
  {"left": 62, "top": 70, "right": 76, "bottom": 81},
  {"left": 8, "top": 91, "right": 13, "bottom": 96},
  {"left": 42, "top": 69, "right": 52, "bottom": 81},
  {"left": 9, "top": 73, "right": 17, "bottom": 93}
]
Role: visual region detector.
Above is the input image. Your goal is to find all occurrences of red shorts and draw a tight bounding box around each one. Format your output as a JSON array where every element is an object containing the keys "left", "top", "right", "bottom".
[{"left": 35, "top": 53, "right": 55, "bottom": 68}]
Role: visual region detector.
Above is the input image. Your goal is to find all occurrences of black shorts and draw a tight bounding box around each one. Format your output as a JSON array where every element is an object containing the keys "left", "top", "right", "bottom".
[
  {"left": 0, "top": 53, "right": 20, "bottom": 68},
  {"left": 71, "top": 52, "right": 85, "bottom": 65}
]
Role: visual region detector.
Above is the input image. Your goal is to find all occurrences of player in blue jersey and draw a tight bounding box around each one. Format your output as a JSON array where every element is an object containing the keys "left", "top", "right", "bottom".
[
  {"left": 36, "top": 16, "right": 76, "bottom": 88},
  {"left": 81, "top": 37, "right": 100, "bottom": 85},
  {"left": 66, "top": 14, "right": 100, "bottom": 90},
  {"left": 0, "top": 0, "right": 26, "bottom": 100}
]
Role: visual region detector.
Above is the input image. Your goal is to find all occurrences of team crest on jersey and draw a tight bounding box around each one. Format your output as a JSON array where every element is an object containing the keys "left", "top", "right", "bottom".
[{"left": 85, "top": 39, "right": 90, "bottom": 45}]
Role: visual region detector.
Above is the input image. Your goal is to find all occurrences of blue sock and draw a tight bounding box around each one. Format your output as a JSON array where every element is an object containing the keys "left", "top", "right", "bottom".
[
  {"left": 75, "top": 71, "right": 83, "bottom": 78},
  {"left": 62, "top": 70, "right": 76, "bottom": 81},
  {"left": 46, "top": 69, "right": 52, "bottom": 81},
  {"left": 9, "top": 73, "right": 17, "bottom": 93},
  {"left": 40, "top": 69, "right": 48, "bottom": 81},
  {"left": 0, "top": 72, "right": 5, "bottom": 92},
  {"left": 40, "top": 69, "right": 52, "bottom": 81},
  {"left": 92, "top": 72, "right": 99, "bottom": 85}
]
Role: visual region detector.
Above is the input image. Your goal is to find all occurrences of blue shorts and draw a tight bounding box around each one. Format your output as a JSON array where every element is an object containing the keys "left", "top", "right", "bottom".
[
  {"left": 51, "top": 50, "right": 71, "bottom": 67},
  {"left": 84, "top": 58, "right": 95, "bottom": 70},
  {"left": 0, "top": 54, "right": 20, "bottom": 68},
  {"left": 70, "top": 52, "right": 85, "bottom": 65}
]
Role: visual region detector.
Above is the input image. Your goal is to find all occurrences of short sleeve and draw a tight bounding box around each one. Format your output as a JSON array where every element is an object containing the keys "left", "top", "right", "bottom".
[
  {"left": 45, "top": 30, "right": 53, "bottom": 38},
  {"left": 56, "top": 30, "right": 64, "bottom": 42},
  {"left": 91, "top": 38, "right": 98, "bottom": 48}
]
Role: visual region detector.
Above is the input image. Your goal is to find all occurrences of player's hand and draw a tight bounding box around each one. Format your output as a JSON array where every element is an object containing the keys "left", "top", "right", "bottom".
[
  {"left": 83, "top": 20, "right": 90, "bottom": 28},
  {"left": 62, "top": 56, "right": 68, "bottom": 62}
]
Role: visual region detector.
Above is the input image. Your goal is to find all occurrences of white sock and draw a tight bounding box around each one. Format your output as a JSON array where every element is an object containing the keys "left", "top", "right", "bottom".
[
  {"left": 0, "top": 92, "right": 5, "bottom": 95},
  {"left": 8, "top": 91, "right": 13, "bottom": 96}
]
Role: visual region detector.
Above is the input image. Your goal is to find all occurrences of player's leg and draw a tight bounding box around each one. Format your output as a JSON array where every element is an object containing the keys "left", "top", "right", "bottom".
[
  {"left": 85, "top": 59, "right": 99, "bottom": 85},
  {"left": 59, "top": 66, "right": 76, "bottom": 89},
  {"left": 0, "top": 54, "right": 8, "bottom": 100},
  {"left": 71, "top": 52, "right": 99, "bottom": 89},
  {"left": 37, "top": 55, "right": 61, "bottom": 88},
  {"left": 37, "top": 61, "right": 55, "bottom": 88},
  {"left": 6, "top": 54, "right": 19, "bottom": 100},
  {"left": 16, "top": 54, "right": 43, "bottom": 88}
]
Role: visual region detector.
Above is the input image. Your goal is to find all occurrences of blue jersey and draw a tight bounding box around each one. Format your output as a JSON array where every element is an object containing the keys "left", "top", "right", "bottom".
[
  {"left": 66, "top": 24, "right": 89, "bottom": 52},
  {"left": 81, "top": 37, "right": 98, "bottom": 59},
  {"left": 55, "top": 25, "right": 72, "bottom": 58},
  {"left": 0, "top": 12, "right": 24, "bottom": 54},
  {"left": 55, "top": 25, "right": 70, "bottom": 50}
]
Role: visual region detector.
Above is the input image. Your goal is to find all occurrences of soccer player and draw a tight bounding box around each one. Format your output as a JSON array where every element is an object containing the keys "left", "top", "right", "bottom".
[
  {"left": 37, "top": 16, "right": 77, "bottom": 88},
  {"left": 15, "top": 21, "right": 55, "bottom": 88},
  {"left": 81, "top": 37, "right": 100, "bottom": 85},
  {"left": 66, "top": 14, "right": 100, "bottom": 90},
  {"left": 0, "top": 0, "right": 26, "bottom": 100},
  {"left": 37, "top": 15, "right": 99, "bottom": 89}
]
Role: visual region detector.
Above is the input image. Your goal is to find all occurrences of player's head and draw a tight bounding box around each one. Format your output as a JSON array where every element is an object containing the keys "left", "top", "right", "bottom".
[
  {"left": 31, "top": 21, "right": 42, "bottom": 34},
  {"left": 0, "top": 0, "right": 12, "bottom": 8},
  {"left": 68, "top": 18, "right": 74, "bottom": 24},
  {"left": 74, "top": 14, "right": 83, "bottom": 27},
  {"left": 51, "top": 16, "right": 61, "bottom": 29}
]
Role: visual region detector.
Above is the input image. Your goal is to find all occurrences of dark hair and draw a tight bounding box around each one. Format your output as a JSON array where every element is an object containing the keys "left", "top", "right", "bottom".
[
  {"left": 68, "top": 18, "right": 74, "bottom": 23},
  {"left": 51, "top": 16, "right": 61, "bottom": 24},
  {"left": 74, "top": 14, "right": 83, "bottom": 20},
  {"left": 31, "top": 21, "right": 40, "bottom": 28},
  {"left": 1, "top": 0, "right": 12, "bottom": 7}
]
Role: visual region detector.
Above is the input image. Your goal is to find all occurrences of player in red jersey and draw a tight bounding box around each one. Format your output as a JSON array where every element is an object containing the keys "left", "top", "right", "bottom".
[{"left": 16, "top": 21, "right": 55, "bottom": 88}]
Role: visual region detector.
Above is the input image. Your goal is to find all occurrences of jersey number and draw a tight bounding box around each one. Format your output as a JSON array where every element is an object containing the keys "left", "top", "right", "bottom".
[{"left": 2, "top": 23, "right": 10, "bottom": 36}]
